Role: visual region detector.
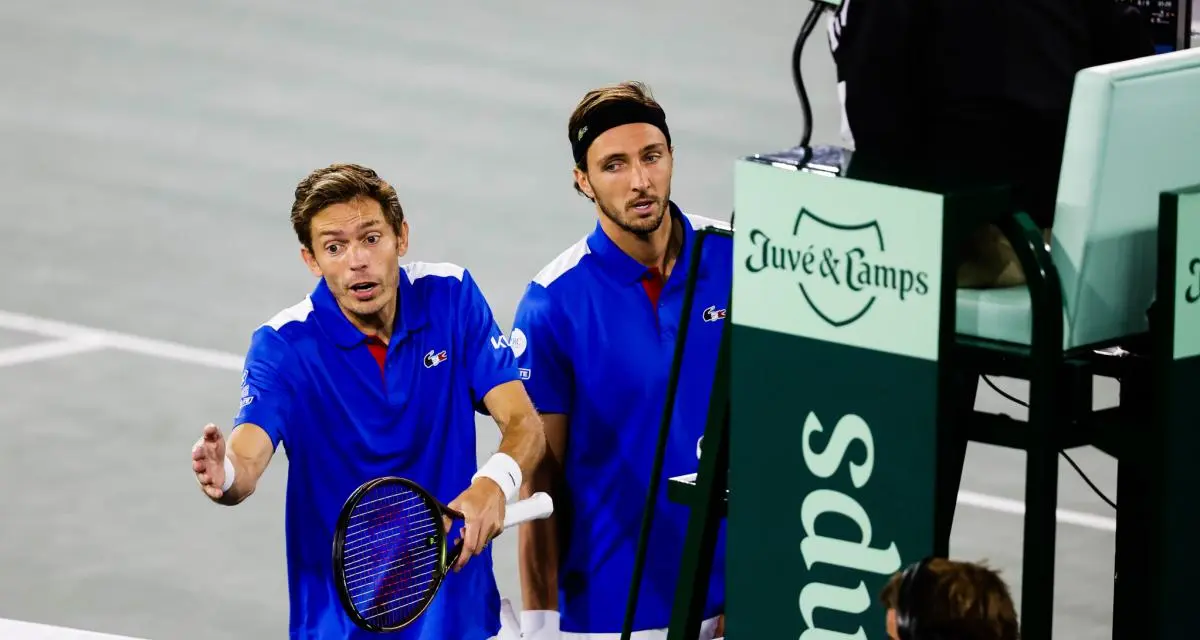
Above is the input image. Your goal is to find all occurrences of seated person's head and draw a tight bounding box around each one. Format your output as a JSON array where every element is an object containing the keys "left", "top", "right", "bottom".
[{"left": 880, "top": 557, "right": 1019, "bottom": 640}]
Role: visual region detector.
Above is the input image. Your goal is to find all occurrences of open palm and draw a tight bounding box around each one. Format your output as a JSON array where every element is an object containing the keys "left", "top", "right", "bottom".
[{"left": 191, "top": 423, "right": 228, "bottom": 499}]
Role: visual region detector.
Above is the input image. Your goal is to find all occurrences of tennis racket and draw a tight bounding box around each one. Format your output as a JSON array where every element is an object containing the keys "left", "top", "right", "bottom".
[{"left": 331, "top": 476, "right": 554, "bottom": 633}]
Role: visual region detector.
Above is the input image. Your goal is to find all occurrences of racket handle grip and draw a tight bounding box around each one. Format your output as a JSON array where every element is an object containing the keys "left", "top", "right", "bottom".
[{"left": 503, "top": 492, "right": 554, "bottom": 529}]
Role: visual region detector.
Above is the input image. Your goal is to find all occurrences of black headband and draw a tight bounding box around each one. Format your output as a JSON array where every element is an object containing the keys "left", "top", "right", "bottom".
[
  {"left": 571, "top": 100, "right": 671, "bottom": 166},
  {"left": 896, "top": 557, "right": 936, "bottom": 640}
]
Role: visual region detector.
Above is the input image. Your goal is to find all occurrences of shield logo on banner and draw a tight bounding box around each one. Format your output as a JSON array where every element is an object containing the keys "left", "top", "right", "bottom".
[{"left": 792, "top": 207, "right": 885, "bottom": 328}]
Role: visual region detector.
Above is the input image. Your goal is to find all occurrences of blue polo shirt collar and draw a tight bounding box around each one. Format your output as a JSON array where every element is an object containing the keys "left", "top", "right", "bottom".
[
  {"left": 585, "top": 201, "right": 697, "bottom": 283},
  {"left": 311, "top": 265, "right": 428, "bottom": 348}
]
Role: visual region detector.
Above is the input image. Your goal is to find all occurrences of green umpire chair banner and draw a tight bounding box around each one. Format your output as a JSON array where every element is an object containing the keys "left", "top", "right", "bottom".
[
  {"left": 1152, "top": 184, "right": 1200, "bottom": 639},
  {"left": 727, "top": 157, "right": 958, "bottom": 639}
]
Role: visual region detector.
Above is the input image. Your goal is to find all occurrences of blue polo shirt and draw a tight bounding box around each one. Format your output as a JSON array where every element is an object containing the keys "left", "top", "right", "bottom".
[
  {"left": 233, "top": 262, "right": 521, "bottom": 640},
  {"left": 511, "top": 205, "right": 731, "bottom": 633}
]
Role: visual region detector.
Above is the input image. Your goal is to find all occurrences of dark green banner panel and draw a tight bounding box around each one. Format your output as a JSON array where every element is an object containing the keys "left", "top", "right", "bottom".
[
  {"left": 728, "top": 160, "right": 945, "bottom": 639},
  {"left": 1152, "top": 184, "right": 1200, "bottom": 639}
]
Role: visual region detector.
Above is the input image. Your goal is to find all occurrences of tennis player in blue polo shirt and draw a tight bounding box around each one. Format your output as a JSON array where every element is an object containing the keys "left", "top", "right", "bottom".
[
  {"left": 509, "top": 82, "right": 730, "bottom": 638},
  {"left": 189, "top": 163, "right": 547, "bottom": 640}
]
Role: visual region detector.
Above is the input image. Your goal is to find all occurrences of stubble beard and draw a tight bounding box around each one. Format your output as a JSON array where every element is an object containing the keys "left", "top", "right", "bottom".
[{"left": 598, "top": 194, "right": 669, "bottom": 239}]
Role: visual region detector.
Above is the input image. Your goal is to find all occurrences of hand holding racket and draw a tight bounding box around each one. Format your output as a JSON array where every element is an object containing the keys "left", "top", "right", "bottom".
[
  {"left": 446, "top": 476, "right": 509, "bottom": 572},
  {"left": 332, "top": 476, "right": 554, "bottom": 633}
]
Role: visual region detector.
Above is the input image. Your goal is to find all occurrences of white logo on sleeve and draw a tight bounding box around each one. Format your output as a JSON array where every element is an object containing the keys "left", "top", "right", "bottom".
[
  {"left": 490, "top": 328, "right": 528, "bottom": 358},
  {"left": 508, "top": 328, "right": 528, "bottom": 358},
  {"left": 240, "top": 374, "right": 254, "bottom": 409}
]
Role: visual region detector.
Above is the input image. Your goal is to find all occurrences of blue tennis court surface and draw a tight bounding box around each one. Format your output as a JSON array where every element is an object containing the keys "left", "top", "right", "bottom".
[{"left": 0, "top": 2, "right": 1120, "bottom": 638}]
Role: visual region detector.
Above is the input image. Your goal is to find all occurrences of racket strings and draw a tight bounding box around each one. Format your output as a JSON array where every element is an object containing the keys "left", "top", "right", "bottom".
[
  {"left": 342, "top": 493, "right": 426, "bottom": 545},
  {"left": 353, "top": 578, "right": 439, "bottom": 618},
  {"left": 343, "top": 532, "right": 438, "bottom": 585},
  {"left": 340, "top": 483, "right": 444, "bottom": 628},
  {"left": 342, "top": 500, "right": 439, "bottom": 599},
  {"left": 343, "top": 537, "right": 439, "bottom": 594},
  {"left": 341, "top": 493, "right": 431, "bottom": 572},
  {"left": 341, "top": 513, "right": 435, "bottom": 565},
  {"left": 345, "top": 491, "right": 425, "bottom": 522},
  {"left": 342, "top": 523, "right": 438, "bottom": 577}
]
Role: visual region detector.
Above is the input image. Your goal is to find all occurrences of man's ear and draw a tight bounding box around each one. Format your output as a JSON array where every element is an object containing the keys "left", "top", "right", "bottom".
[
  {"left": 301, "top": 246, "right": 322, "bottom": 277},
  {"left": 395, "top": 220, "right": 410, "bottom": 259},
  {"left": 573, "top": 166, "right": 595, "bottom": 201}
]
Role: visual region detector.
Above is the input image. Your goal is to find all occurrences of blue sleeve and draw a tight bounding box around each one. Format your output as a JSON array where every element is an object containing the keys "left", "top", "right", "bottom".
[
  {"left": 233, "top": 326, "right": 294, "bottom": 449},
  {"left": 457, "top": 269, "right": 523, "bottom": 413},
  {"left": 511, "top": 282, "right": 573, "bottom": 415}
]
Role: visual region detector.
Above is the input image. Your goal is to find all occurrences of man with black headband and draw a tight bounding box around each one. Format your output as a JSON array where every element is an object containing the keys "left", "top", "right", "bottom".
[
  {"left": 879, "top": 557, "right": 1018, "bottom": 640},
  {"left": 504, "top": 81, "right": 730, "bottom": 638}
]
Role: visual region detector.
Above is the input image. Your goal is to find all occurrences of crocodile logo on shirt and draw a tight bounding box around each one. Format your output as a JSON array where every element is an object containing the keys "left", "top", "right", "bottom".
[{"left": 423, "top": 350, "right": 448, "bottom": 368}]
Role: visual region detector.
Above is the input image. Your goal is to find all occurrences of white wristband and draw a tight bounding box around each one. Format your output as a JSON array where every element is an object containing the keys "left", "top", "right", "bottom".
[
  {"left": 520, "top": 610, "right": 559, "bottom": 634},
  {"left": 222, "top": 455, "right": 236, "bottom": 493},
  {"left": 472, "top": 452, "right": 522, "bottom": 503}
]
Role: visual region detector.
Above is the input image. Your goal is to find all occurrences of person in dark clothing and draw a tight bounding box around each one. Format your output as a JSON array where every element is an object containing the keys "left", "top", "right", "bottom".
[{"left": 827, "top": 0, "right": 1155, "bottom": 287}]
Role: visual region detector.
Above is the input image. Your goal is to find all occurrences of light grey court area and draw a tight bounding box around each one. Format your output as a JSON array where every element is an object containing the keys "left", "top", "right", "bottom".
[{"left": 0, "top": 1, "right": 1119, "bottom": 638}]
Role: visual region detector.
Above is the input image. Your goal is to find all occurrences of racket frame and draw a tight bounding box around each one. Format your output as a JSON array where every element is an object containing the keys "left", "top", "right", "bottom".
[
  {"left": 331, "top": 476, "right": 554, "bottom": 633},
  {"left": 331, "top": 476, "right": 459, "bottom": 633}
]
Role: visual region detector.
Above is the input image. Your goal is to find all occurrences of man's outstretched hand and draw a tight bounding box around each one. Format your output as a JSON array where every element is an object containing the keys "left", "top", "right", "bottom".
[{"left": 192, "top": 423, "right": 228, "bottom": 500}]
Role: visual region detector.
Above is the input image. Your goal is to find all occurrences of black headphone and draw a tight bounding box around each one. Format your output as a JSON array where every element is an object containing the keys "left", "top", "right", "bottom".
[{"left": 895, "top": 556, "right": 942, "bottom": 640}]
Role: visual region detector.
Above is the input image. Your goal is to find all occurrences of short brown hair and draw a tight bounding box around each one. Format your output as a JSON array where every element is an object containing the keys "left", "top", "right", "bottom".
[
  {"left": 567, "top": 81, "right": 668, "bottom": 196},
  {"left": 880, "top": 558, "right": 1019, "bottom": 640},
  {"left": 289, "top": 163, "right": 405, "bottom": 250}
]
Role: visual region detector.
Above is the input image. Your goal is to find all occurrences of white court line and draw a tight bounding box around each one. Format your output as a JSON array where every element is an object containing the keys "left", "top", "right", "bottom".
[
  {"left": 0, "top": 308, "right": 1118, "bottom": 533},
  {"left": 0, "top": 309, "right": 242, "bottom": 371},
  {"left": 0, "top": 617, "right": 147, "bottom": 639},
  {"left": 0, "top": 337, "right": 107, "bottom": 368},
  {"left": 958, "top": 490, "right": 1116, "bottom": 532}
]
